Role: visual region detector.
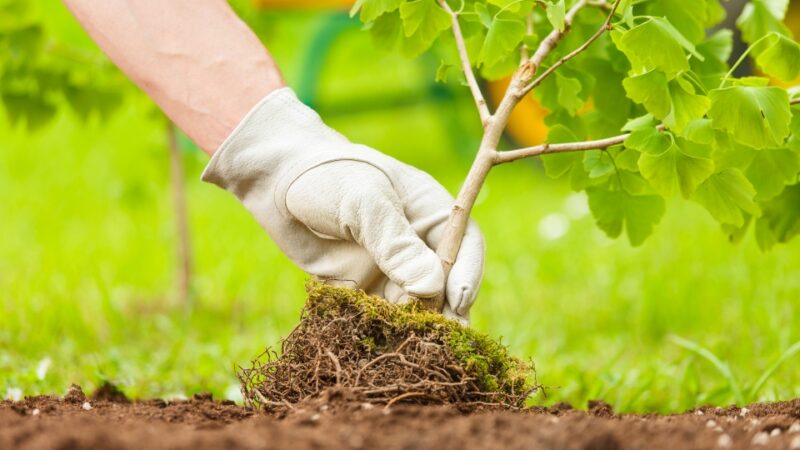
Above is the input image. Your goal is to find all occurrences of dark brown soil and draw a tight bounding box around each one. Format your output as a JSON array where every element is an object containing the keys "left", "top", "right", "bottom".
[{"left": 3, "top": 386, "right": 800, "bottom": 450}]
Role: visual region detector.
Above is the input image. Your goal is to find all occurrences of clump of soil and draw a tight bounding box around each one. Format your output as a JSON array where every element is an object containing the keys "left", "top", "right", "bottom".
[{"left": 238, "top": 283, "right": 537, "bottom": 410}]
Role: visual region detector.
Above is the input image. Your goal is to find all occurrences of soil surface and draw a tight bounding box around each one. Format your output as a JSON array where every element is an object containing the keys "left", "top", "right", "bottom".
[{"left": 2, "top": 386, "right": 800, "bottom": 450}]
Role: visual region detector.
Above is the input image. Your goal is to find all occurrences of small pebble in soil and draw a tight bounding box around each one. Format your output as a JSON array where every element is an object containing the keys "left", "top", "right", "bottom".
[
  {"left": 751, "top": 431, "right": 769, "bottom": 446},
  {"left": 739, "top": 407, "right": 749, "bottom": 417},
  {"left": 770, "top": 428, "right": 781, "bottom": 437},
  {"left": 706, "top": 420, "right": 717, "bottom": 428},
  {"left": 790, "top": 423, "right": 800, "bottom": 433},
  {"left": 791, "top": 436, "right": 800, "bottom": 450},
  {"left": 81, "top": 401, "right": 92, "bottom": 411},
  {"left": 695, "top": 410, "right": 704, "bottom": 416},
  {"left": 309, "top": 414, "right": 320, "bottom": 422},
  {"left": 360, "top": 403, "right": 374, "bottom": 411},
  {"left": 717, "top": 434, "right": 732, "bottom": 448},
  {"left": 31, "top": 408, "right": 40, "bottom": 416},
  {"left": 714, "top": 426, "right": 724, "bottom": 433}
]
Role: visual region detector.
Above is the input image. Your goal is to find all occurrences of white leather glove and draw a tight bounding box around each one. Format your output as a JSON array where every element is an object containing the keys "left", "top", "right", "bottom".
[{"left": 201, "top": 88, "right": 485, "bottom": 322}]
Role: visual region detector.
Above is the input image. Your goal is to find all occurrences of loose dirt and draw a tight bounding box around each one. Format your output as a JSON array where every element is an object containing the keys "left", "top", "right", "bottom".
[{"left": 3, "top": 385, "right": 800, "bottom": 450}]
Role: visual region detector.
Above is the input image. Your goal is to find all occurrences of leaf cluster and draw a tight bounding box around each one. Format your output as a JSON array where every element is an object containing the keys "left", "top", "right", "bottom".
[
  {"left": 352, "top": 0, "right": 800, "bottom": 249},
  {"left": 0, "top": 0, "right": 126, "bottom": 130}
]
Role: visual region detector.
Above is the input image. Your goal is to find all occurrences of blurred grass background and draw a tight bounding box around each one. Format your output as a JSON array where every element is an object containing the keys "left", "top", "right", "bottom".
[{"left": 1, "top": 1, "right": 799, "bottom": 413}]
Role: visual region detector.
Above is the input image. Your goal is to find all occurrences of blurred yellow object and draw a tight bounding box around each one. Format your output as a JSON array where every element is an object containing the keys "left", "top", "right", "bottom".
[
  {"left": 487, "top": 77, "right": 550, "bottom": 147},
  {"left": 254, "top": 0, "right": 354, "bottom": 8}
]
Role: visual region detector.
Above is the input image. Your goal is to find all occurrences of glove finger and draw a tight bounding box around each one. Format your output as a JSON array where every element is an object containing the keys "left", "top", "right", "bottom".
[
  {"left": 446, "top": 219, "right": 484, "bottom": 317},
  {"left": 287, "top": 161, "right": 444, "bottom": 299}
]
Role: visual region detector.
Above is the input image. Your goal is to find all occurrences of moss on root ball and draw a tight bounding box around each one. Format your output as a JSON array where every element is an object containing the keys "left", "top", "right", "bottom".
[{"left": 239, "top": 282, "right": 538, "bottom": 410}]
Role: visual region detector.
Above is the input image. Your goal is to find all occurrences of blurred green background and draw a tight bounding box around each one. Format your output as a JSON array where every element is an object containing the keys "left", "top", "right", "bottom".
[{"left": 1, "top": 0, "right": 799, "bottom": 413}]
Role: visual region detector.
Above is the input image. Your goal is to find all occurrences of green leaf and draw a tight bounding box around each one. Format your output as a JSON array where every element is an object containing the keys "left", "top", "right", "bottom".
[
  {"left": 755, "top": 183, "right": 800, "bottom": 249},
  {"left": 479, "top": 14, "right": 525, "bottom": 67},
  {"left": 645, "top": 0, "right": 709, "bottom": 44},
  {"left": 625, "top": 126, "right": 671, "bottom": 155},
  {"left": 555, "top": 72, "right": 584, "bottom": 115},
  {"left": 692, "top": 169, "right": 759, "bottom": 227},
  {"left": 435, "top": 60, "right": 452, "bottom": 82},
  {"left": 692, "top": 30, "right": 733, "bottom": 91},
  {"left": 682, "top": 118, "right": 715, "bottom": 145},
  {"left": 755, "top": 33, "right": 800, "bottom": 83},
  {"left": 399, "top": 0, "right": 451, "bottom": 55},
  {"left": 473, "top": 3, "right": 493, "bottom": 28},
  {"left": 708, "top": 85, "right": 791, "bottom": 148},
  {"left": 737, "top": 0, "right": 790, "bottom": 46},
  {"left": 583, "top": 150, "right": 615, "bottom": 178},
  {"left": 545, "top": 0, "right": 566, "bottom": 32},
  {"left": 639, "top": 138, "right": 714, "bottom": 197},
  {"left": 541, "top": 125, "right": 580, "bottom": 178},
  {"left": 623, "top": 70, "right": 671, "bottom": 118},
  {"left": 746, "top": 148, "right": 800, "bottom": 200},
  {"left": 664, "top": 77, "right": 710, "bottom": 132},
  {"left": 623, "top": 71, "right": 709, "bottom": 132},
  {"left": 587, "top": 187, "right": 666, "bottom": 246},
  {"left": 369, "top": 10, "right": 404, "bottom": 50},
  {"left": 352, "top": 0, "right": 403, "bottom": 22},
  {"left": 612, "top": 17, "right": 701, "bottom": 77}
]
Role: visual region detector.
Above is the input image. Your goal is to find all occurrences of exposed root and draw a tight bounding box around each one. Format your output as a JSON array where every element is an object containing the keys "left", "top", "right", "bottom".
[{"left": 239, "top": 283, "right": 538, "bottom": 412}]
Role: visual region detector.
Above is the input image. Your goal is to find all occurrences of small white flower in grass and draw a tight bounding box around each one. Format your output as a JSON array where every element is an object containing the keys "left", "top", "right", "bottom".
[
  {"left": 563, "top": 192, "right": 589, "bottom": 219},
  {"left": 538, "top": 213, "right": 570, "bottom": 241},
  {"left": 716, "top": 434, "right": 732, "bottom": 448},
  {"left": 81, "top": 401, "right": 92, "bottom": 411},
  {"left": 36, "top": 357, "right": 51, "bottom": 380},
  {"left": 751, "top": 432, "right": 769, "bottom": 445},
  {"left": 5, "top": 387, "right": 22, "bottom": 402}
]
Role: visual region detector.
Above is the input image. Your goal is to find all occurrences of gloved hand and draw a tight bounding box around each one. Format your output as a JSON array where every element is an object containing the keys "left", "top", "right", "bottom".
[{"left": 201, "top": 88, "right": 485, "bottom": 322}]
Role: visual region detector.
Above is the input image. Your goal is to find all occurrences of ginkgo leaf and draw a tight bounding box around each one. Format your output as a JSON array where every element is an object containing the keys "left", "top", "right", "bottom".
[
  {"left": 746, "top": 148, "right": 800, "bottom": 200},
  {"left": 623, "top": 71, "right": 709, "bottom": 132},
  {"left": 625, "top": 126, "right": 671, "bottom": 155},
  {"left": 708, "top": 84, "right": 791, "bottom": 148},
  {"left": 755, "top": 32, "right": 800, "bottom": 82},
  {"left": 737, "top": 0, "right": 790, "bottom": 46},
  {"left": 639, "top": 139, "right": 714, "bottom": 198},
  {"left": 479, "top": 14, "right": 525, "bottom": 67},
  {"left": 546, "top": 0, "right": 566, "bottom": 32},
  {"left": 612, "top": 17, "right": 701, "bottom": 77},
  {"left": 587, "top": 187, "right": 666, "bottom": 246},
  {"left": 351, "top": 0, "right": 403, "bottom": 22},
  {"left": 583, "top": 150, "right": 615, "bottom": 178},
  {"left": 663, "top": 77, "right": 710, "bottom": 132},
  {"left": 623, "top": 70, "right": 671, "bottom": 118},
  {"left": 755, "top": 183, "right": 800, "bottom": 250},
  {"left": 399, "top": 0, "right": 451, "bottom": 55},
  {"left": 691, "top": 169, "right": 759, "bottom": 227},
  {"left": 541, "top": 125, "right": 580, "bottom": 178},
  {"left": 555, "top": 72, "right": 584, "bottom": 116}
]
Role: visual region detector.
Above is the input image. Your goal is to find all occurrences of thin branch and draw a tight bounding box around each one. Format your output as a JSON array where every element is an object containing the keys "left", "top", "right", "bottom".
[
  {"left": 527, "top": 0, "right": 590, "bottom": 70},
  {"left": 520, "top": 13, "right": 534, "bottom": 60},
  {"left": 439, "top": 0, "right": 491, "bottom": 125},
  {"left": 791, "top": 97, "right": 800, "bottom": 106},
  {"left": 522, "top": 0, "right": 622, "bottom": 96},
  {"left": 494, "top": 133, "right": 629, "bottom": 164}
]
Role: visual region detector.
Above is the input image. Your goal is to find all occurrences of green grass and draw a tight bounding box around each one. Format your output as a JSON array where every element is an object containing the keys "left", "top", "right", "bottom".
[{"left": 1, "top": 4, "right": 799, "bottom": 413}]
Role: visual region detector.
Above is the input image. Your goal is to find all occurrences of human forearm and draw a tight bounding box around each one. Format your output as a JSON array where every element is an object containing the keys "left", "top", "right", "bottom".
[{"left": 62, "top": 0, "right": 285, "bottom": 153}]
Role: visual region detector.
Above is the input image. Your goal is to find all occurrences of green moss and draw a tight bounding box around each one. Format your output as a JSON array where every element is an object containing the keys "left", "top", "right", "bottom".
[{"left": 304, "top": 281, "right": 534, "bottom": 399}]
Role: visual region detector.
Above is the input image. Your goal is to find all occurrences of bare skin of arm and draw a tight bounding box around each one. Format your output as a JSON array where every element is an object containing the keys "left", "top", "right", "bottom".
[{"left": 62, "top": 0, "right": 286, "bottom": 154}]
